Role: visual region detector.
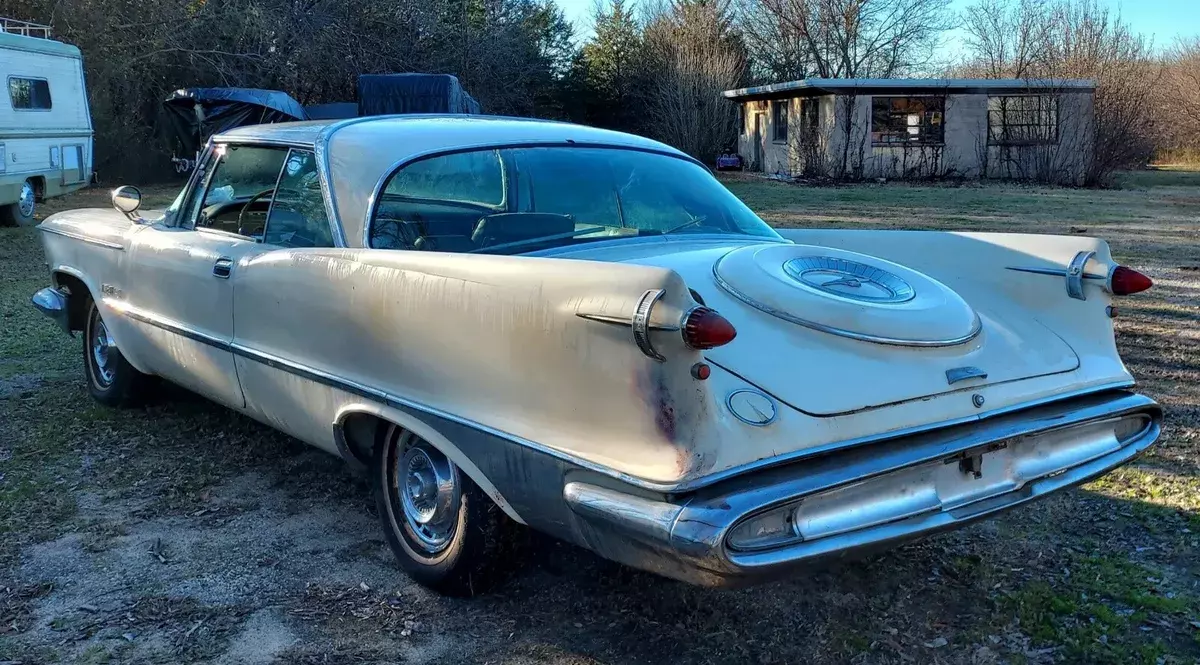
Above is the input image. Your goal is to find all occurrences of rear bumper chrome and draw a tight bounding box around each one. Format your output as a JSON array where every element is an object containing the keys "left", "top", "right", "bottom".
[
  {"left": 564, "top": 390, "right": 1161, "bottom": 587},
  {"left": 31, "top": 287, "right": 71, "bottom": 335}
]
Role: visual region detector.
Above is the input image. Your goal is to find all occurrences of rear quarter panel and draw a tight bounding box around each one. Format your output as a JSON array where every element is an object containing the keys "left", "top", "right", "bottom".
[{"left": 231, "top": 248, "right": 732, "bottom": 485}]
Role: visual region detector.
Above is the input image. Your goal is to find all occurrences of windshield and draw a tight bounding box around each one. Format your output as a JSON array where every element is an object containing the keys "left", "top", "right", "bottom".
[{"left": 369, "top": 146, "right": 780, "bottom": 254}]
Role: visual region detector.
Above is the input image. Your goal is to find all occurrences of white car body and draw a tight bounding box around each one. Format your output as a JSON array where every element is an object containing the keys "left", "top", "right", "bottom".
[{"left": 32, "top": 116, "right": 1160, "bottom": 587}]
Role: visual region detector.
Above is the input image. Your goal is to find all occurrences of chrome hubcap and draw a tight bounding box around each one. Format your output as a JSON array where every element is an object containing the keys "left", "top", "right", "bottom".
[
  {"left": 91, "top": 316, "right": 116, "bottom": 385},
  {"left": 397, "top": 442, "right": 460, "bottom": 553},
  {"left": 18, "top": 182, "right": 35, "bottom": 218}
]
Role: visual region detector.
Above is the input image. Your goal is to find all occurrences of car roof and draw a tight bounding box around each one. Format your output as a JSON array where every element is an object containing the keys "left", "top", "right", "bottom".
[{"left": 215, "top": 115, "right": 692, "bottom": 246}]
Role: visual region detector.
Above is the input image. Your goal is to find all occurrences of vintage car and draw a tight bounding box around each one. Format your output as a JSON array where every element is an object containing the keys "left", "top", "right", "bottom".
[{"left": 31, "top": 116, "right": 1161, "bottom": 595}]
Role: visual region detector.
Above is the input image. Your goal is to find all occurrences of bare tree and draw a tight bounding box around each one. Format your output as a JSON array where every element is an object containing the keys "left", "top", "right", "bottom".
[
  {"left": 5, "top": 0, "right": 577, "bottom": 180},
  {"left": 739, "top": 0, "right": 957, "bottom": 80},
  {"left": 957, "top": 0, "right": 1161, "bottom": 185},
  {"left": 1155, "top": 37, "right": 1200, "bottom": 162},
  {"left": 960, "top": 0, "right": 1053, "bottom": 78},
  {"left": 641, "top": 0, "right": 747, "bottom": 163}
]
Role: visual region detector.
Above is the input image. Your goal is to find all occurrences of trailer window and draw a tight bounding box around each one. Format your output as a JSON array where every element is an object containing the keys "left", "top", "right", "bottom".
[{"left": 8, "top": 77, "right": 52, "bottom": 110}]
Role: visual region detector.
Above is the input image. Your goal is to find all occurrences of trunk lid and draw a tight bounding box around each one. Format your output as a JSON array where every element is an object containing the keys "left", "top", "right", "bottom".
[{"left": 613, "top": 240, "right": 1080, "bottom": 417}]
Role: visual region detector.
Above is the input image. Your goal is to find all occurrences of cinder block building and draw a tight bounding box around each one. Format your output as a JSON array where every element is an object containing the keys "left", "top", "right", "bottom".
[{"left": 723, "top": 78, "right": 1095, "bottom": 183}]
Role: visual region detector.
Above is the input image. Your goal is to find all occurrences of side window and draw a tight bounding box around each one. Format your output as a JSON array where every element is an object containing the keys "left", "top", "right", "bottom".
[
  {"left": 190, "top": 145, "right": 288, "bottom": 236},
  {"left": 772, "top": 100, "right": 788, "bottom": 141},
  {"left": 871, "top": 96, "right": 945, "bottom": 145},
  {"left": 370, "top": 150, "right": 505, "bottom": 250},
  {"left": 8, "top": 77, "right": 51, "bottom": 110},
  {"left": 262, "top": 150, "right": 335, "bottom": 248}
]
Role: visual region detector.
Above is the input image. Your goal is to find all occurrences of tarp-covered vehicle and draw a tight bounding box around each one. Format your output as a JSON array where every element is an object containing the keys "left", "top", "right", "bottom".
[
  {"left": 357, "top": 73, "right": 482, "bottom": 116},
  {"left": 163, "top": 88, "right": 307, "bottom": 173}
]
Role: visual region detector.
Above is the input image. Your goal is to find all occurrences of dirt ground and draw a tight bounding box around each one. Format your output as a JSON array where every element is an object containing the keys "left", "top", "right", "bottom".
[{"left": 1, "top": 173, "right": 1198, "bottom": 665}]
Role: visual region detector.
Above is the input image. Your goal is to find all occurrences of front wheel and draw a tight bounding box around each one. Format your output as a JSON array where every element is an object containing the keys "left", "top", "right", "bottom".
[
  {"left": 373, "top": 425, "right": 512, "bottom": 596},
  {"left": 84, "top": 298, "right": 151, "bottom": 407}
]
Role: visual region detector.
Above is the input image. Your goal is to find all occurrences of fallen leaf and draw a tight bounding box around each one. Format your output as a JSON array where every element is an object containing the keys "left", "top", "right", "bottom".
[{"left": 924, "top": 637, "right": 948, "bottom": 648}]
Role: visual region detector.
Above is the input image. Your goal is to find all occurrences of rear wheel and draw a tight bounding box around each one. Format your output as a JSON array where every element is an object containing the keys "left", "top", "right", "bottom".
[
  {"left": 84, "top": 297, "right": 151, "bottom": 407},
  {"left": 1, "top": 179, "right": 37, "bottom": 227},
  {"left": 373, "top": 425, "right": 512, "bottom": 596}
]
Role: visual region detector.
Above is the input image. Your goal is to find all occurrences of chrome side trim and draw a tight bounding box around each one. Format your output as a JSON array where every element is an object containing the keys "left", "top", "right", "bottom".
[
  {"left": 1005, "top": 266, "right": 1107, "bottom": 279},
  {"left": 106, "top": 299, "right": 232, "bottom": 350},
  {"left": 107, "top": 297, "right": 1142, "bottom": 494},
  {"left": 574, "top": 312, "right": 681, "bottom": 331},
  {"left": 713, "top": 253, "right": 983, "bottom": 348},
  {"left": 38, "top": 226, "right": 124, "bottom": 251},
  {"left": 530, "top": 234, "right": 788, "bottom": 259},
  {"left": 1066, "top": 250, "right": 1096, "bottom": 300}
]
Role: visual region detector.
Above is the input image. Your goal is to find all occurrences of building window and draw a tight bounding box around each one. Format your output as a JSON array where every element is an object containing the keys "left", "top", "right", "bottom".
[
  {"left": 800, "top": 98, "right": 820, "bottom": 142},
  {"left": 871, "top": 97, "right": 944, "bottom": 145},
  {"left": 8, "top": 77, "right": 51, "bottom": 110},
  {"left": 739, "top": 104, "right": 745, "bottom": 135},
  {"left": 772, "top": 100, "right": 788, "bottom": 142},
  {"left": 988, "top": 95, "right": 1058, "bottom": 145}
]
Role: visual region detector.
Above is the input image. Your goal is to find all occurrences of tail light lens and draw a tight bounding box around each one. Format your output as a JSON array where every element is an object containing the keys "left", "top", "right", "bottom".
[
  {"left": 1109, "top": 266, "right": 1152, "bottom": 295},
  {"left": 682, "top": 307, "right": 736, "bottom": 349}
]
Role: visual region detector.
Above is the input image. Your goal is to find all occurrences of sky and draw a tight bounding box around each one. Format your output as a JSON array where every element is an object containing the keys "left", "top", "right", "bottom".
[{"left": 552, "top": 0, "right": 1200, "bottom": 51}]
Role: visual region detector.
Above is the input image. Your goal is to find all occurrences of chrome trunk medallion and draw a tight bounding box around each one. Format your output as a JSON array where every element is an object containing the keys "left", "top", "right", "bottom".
[{"left": 783, "top": 256, "right": 915, "bottom": 303}]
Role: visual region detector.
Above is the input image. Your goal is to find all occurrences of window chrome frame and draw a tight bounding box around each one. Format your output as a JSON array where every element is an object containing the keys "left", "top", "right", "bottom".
[
  {"left": 258, "top": 147, "right": 337, "bottom": 250},
  {"left": 362, "top": 142, "right": 750, "bottom": 250}
]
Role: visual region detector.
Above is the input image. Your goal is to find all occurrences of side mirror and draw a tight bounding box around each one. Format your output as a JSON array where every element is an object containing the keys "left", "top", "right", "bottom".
[{"left": 112, "top": 185, "right": 142, "bottom": 218}]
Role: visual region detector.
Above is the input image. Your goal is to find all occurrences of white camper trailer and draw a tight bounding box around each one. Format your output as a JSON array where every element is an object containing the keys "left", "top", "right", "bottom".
[{"left": 0, "top": 18, "right": 93, "bottom": 226}]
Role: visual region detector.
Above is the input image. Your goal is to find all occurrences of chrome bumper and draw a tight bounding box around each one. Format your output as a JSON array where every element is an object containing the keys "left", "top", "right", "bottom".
[
  {"left": 564, "top": 390, "right": 1161, "bottom": 588},
  {"left": 31, "top": 287, "right": 71, "bottom": 335}
]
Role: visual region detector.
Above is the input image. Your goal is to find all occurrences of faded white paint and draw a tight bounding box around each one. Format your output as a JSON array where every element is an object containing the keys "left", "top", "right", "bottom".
[{"left": 36, "top": 117, "right": 1136, "bottom": 503}]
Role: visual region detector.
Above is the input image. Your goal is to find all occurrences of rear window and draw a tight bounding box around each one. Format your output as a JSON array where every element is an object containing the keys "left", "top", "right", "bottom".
[
  {"left": 385, "top": 149, "right": 504, "bottom": 207},
  {"left": 8, "top": 77, "right": 51, "bottom": 110},
  {"left": 369, "top": 145, "right": 781, "bottom": 254}
]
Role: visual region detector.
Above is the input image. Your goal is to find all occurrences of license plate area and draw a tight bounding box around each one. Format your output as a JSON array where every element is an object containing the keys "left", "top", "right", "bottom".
[{"left": 790, "top": 417, "right": 1137, "bottom": 542}]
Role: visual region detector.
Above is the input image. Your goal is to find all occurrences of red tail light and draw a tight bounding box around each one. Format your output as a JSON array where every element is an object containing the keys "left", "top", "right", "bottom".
[
  {"left": 1109, "top": 266, "right": 1153, "bottom": 295},
  {"left": 682, "top": 307, "right": 736, "bottom": 349}
]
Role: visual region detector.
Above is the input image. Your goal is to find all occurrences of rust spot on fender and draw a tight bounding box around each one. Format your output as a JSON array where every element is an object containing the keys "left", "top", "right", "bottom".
[{"left": 646, "top": 367, "right": 677, "bottom": 442}]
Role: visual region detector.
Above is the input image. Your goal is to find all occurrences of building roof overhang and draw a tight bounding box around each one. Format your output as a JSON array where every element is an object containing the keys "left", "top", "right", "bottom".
[{"left": 723, "top": 78, "right": 1096, "bottom": 101}]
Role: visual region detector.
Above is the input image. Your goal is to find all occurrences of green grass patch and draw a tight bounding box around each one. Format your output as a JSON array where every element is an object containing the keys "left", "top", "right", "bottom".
[
  {"left": 1002, "top": 554, "right": 1197, "bottom": 663},
  {"left": 1086, "top": 467, "right": 1200, "bottom": 534}
]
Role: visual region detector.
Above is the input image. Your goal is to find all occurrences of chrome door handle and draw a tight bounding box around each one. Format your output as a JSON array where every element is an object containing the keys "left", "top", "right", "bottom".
[{"left": 213, "top": 257, "right": 233, "bottom": 279}]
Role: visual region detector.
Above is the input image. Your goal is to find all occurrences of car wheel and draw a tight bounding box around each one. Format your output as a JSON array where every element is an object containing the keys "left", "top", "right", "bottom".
[
  {"left": 373, "top": 424, "right": 512, "bottom": 596},
  {"left": 1, "top": 179, "right": 37, "bottom": 227},
  {"left": 84, "top": 297, "right": 150, "bottom": 407}
]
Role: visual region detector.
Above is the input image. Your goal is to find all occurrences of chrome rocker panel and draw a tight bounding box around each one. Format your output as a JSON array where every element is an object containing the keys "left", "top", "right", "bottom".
[{"left": 563, "top": 390, "right": 1161, "bottom": 588}]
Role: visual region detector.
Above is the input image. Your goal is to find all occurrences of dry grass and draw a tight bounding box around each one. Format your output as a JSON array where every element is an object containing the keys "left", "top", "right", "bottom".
[{"left": 0, "top": 174, "right": 1197, "bottom": 664}]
